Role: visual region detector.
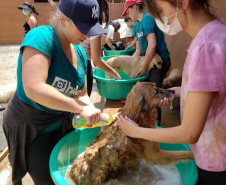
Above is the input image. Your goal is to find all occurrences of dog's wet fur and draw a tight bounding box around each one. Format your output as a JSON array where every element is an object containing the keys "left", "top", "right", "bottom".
[{"left": 70, "top": 82, "right": 193, "bottom": 185}]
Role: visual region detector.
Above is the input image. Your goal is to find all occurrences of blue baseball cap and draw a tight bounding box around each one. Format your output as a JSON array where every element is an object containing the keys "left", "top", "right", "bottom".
[{"left": 59, "top": 0, "right": 106, "bottom": 36}]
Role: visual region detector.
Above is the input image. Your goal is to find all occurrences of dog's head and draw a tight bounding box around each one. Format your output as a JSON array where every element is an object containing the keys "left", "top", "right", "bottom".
[
  {"left": 122, "top": 82, "right": 174, "bottom": 127},
  {"left": 150, "top": 54, "right": 163, "bottom": 70}
]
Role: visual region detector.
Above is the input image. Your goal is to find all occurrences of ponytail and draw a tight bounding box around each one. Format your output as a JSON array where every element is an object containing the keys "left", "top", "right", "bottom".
[
  {"left": 97, "top": 0, "right": 109, "bottom": 25},
  {"left": 192, "top": 0, "right": 211, "bottom": 14},
  {"left": 29, "top": 4, "right": 39, "bottom": 16}
]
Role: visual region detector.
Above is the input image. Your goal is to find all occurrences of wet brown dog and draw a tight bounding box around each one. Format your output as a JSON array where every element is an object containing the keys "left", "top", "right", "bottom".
[
  {"left": 70, "top": 82, "right": 193, "bottom": 185},
  {"left": 106, "top": 54, "right": 162, "bottom": 79}
]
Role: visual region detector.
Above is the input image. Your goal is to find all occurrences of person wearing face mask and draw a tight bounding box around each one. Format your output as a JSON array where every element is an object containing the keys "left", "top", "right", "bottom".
[
  {"left": 18, "top": 2, "right": 39, "bottom": 35},
  {"left": 118, "top": 0, "right": 226, "bottom": 184},
  {"left": 122, "top": 0, "right": 171, "bottom": 125},
  {"left": 3, "top": 0, "right": 106, "bottom": 184}
]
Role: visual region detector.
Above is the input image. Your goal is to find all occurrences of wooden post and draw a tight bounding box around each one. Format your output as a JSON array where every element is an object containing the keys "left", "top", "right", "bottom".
[{"left": 0, "top": 146, "right": 9, "bottom": 162}]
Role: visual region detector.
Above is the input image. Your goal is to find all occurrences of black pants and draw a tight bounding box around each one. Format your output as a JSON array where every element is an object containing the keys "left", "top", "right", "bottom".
[
  {"left": 148, "top": 57, "right": 171, "bottom": 123},
  {"left": 103, "top": 43, "right": 111, "bottom": 50},
  {"left": 87, "top": 59, "right": 93, "bottom": 97},
  {"left": 197, "top": 167, "right": 226, "bottom": 185},
  {"left": 26, "top": 128, "right": 63, "bottom": 185}
]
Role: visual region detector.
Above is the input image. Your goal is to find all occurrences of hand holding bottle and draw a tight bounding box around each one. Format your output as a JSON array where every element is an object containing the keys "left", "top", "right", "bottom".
[
  {"left": 72, "top": 113, "right": 116, "bottom": 128},
  {"left": 79, "top": 106, "right": 102, "bottom": 127}
]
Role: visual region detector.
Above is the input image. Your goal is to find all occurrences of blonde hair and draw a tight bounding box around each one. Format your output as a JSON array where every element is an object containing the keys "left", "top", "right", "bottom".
[{"left": 49, "top": 8, "right": 72, "bottom": 26}]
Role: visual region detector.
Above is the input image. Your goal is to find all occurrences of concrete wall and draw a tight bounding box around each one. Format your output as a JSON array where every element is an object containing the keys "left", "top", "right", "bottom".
[{"left": 0, "top": 0, "right": 225, "bottom": 71}]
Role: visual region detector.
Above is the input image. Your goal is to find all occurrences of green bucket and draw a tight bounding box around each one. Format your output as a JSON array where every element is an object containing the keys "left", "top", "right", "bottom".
[
  {"left": 103, "top": 46, "right": 135, "bottom": 56},
  {"left": 50, "top": 127, "right": 198, "bottom": 185},
  {"left": 93, "top": 56, "right": 149, "bottom": 100}
]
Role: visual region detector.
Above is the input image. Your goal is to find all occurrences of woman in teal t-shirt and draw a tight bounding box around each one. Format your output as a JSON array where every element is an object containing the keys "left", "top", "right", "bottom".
[
  {"left": 122, "top": 0, "right": 171, "bottom": 124},
  {"left": 3, "top": 0, "right": 106, "bottom": 184}
]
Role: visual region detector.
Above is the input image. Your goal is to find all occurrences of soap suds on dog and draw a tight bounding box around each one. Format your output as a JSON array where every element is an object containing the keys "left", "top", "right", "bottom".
[{"left": 65, "top": 159, "right": 182, "bottom": 185}]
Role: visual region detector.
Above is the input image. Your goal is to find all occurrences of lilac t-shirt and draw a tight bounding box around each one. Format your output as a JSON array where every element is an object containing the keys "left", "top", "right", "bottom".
[{"left": 181, "top": 18, "right": 226, "bottom": 172}]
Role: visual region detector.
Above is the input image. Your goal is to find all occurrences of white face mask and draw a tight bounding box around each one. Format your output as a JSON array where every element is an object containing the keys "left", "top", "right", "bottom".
[
  {"left": 23, "top": 9, "right": 30, "bottom": 16},
  {"left": 155, "top": 7, "right": 183, "bottom": 36}
]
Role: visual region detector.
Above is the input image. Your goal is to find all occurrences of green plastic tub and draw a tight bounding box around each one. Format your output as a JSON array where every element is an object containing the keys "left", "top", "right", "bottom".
[
  {"left": 93, "top": 56, "right": 149, "bottom": 100},
  {"left": 50, "top": 127, "right": 198, "bottom": 185},
  {"left": 103, "top": 46, "right": 135, "bottom": 56}
]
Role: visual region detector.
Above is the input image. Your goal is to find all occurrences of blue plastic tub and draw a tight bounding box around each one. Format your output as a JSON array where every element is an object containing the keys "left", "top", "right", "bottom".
[
  {"left": 93, "top": 56, "right": 149, "bottom": 100},
  {"left": 103, "top": 46, "right": 135, "bottom": 56},
  {"left": 50, "top": 128, "right": 198, "bottom": 185}
]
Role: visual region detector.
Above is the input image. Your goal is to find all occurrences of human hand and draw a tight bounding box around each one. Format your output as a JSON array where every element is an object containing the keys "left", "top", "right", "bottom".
[
  {"left": 80, "top": 106, "right": 102, "bottom": 127},
  {"left": 125, "top": 42, "right": 131, "bottom": 47},
  {"left": 125, "top": 46, "right": 130, "bottom": 50},
  {"left": 111, "top": 46, "right": 116, "bottom": 50},
  {"left": 112, "top": 70, "right": 121, "bottom": 79},
  {"left": 158, "top": 95, "right": 174, "bottom": 107},
  {"left": 135, "top": 67, "right": 147, "bottom": 77},
  {"left": 118, "top": 115, "right": 140, "bottom": 138}
]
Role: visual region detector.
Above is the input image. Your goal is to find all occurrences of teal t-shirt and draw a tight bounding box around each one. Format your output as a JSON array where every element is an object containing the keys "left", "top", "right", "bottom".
[
  {"left": 132, "top": 21, "right": 139, "bottom": 37},
  {"left": 136, "top": 13, "right": 170, "bottom": 61},
  {"left": 16, "top": 25, "right": 87, "bottom": 114}
]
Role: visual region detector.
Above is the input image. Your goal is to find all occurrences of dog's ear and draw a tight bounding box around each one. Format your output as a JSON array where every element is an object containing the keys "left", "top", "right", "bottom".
[
  {"left": 140, "top": 93, "right": 150, "bottom": 112},
  {"left": 124, "top": 92, "right": 143, "bottom": 119},
  {"left": 133, "top": 93, "right": 150, "bottom": 117}
]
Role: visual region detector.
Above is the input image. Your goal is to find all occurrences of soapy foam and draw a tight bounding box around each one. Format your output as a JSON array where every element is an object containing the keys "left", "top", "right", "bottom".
[{"left": 65, "top": 156, "right": 182, "bottom": 185}]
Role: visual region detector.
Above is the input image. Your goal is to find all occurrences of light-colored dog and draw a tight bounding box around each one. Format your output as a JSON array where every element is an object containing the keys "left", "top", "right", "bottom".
[
  {"left": 163, "top": 69, "right": 182, "bottom": 89},
  {"left": 162, "top": 69, "right": 182, "bottom": 110},
  {"left": 106, "top": 54, "right": 163, "bottom": 79}
]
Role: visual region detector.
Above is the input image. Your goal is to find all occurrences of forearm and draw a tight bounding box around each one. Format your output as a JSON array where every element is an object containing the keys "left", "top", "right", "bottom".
[
  {"left": 169, "top": 87, "right": 181, "bottom": 98},
  {"left": 77, "top": 94, "right": 94, "bottom": 108},
  {"left": 106, "top": 38, "right": 114, "bottom": 50},
  {"left": 143, "top": 46, "right": 156, "bottom": 69},
  {"left": 94, "top": 58, "right": 118, "bottom": 75},
  {"left": 137, "top": 125, "right": 194, "bottom": 144},
  {"left": 126, "top": 40, "right": 136, "bottom": 49},
  {"left": 25, "top": 83, "right": 87, "bottom": 113},
  {"left": 90, "top": 37, "right": 118, "bottom": 76},
  {"left": 131, "top": 39, "right": 136, "bottom": 47},
  {"left": 133, "top": 49, "right": 141, "bottom": 56},
  {"left": 133, "top": 41, "right": 141, "bottom": 56}
]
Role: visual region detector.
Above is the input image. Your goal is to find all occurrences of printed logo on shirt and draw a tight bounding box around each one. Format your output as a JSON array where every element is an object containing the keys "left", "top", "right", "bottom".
[
  {"left": 52, "top": 76, "right": 81, "bottom": 96},
  {"left": 52, "top": 77, "right": 68, "bottom": 92},
  {"left": 92, "top": 6, "right": 99, "bottom": 19},
  {"left": 137, "top": 31, "right": 143, "bottom": 38}
]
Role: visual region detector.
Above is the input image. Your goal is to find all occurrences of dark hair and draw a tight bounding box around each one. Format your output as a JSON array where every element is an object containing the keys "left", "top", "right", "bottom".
[
  {"left": 26, "top": 2, "right": 39, "bottom": 15},
  {"left": 30, "top": 4, "right": 39, "bottom": 15},
  {"left": 142, "top": 0, "right": 211, "bottom": 20},
  {"left": 97, "top": 0, "right": 109, "bottom": 24},
  {"left": 108, "top": 20, "right": 121, "bottom": 32},
  {"left": 124, "top": 16, "right": 132, "bottom": 22},
  {"left": 134, "top": 2, "right": 144, "bottom": 11}
]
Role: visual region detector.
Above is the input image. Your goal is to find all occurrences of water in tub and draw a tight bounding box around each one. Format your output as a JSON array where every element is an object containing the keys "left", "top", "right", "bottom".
[{"left": 65, "top": 153, "right": 183, "bottom": 185}]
